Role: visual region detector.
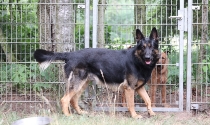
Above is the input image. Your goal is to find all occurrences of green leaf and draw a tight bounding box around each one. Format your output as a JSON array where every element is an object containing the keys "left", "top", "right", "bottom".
[{"left": 202, "top": 65, "right": 208, "bottom": 73}]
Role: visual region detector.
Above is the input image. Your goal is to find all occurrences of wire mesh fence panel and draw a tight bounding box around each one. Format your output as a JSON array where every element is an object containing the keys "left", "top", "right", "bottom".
[
  {"left": 0, "top": 0, "right": 209, "bottom": 116},
  {"left": 0, "top": 0, "right": 86, "bottom": 115},
  {"left": 189, "top": 0, "right": 210, "bottom": 111}
]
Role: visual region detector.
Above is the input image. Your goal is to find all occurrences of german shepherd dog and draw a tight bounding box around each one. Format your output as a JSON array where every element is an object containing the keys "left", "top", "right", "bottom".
[
  {"left": 34, "top": 28, "right": 160, "bottom": 119},
  {"left": 148, "top": 52, "right": 169, "bottom": 107}
]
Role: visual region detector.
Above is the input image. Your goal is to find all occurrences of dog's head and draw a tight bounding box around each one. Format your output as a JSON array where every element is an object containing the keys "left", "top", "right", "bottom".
[
  {"left": 134, "top": 27, "right": 160, "bottom": 66},
  {"left": 158, "top": 52, "right": 168, "bottom": 65}
]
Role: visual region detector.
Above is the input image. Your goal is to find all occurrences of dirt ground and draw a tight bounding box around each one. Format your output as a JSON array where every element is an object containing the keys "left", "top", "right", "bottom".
[
  {"left": 1, "top": 86, "right": 210, "bottom": 125},
  {"left": 1, "top": 109, "right": 210, "bottom": 125},
  {"left": 1, "top": 86, "right": 210, "bottom": 114}
]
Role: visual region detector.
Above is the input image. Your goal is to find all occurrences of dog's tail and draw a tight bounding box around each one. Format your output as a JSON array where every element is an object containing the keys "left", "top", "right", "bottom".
[{"left": 34, "top": 49, "right": 68, "bottom": 71}]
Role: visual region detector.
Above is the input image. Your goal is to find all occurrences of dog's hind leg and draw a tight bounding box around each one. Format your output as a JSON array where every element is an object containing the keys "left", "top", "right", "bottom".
[
  {"left": 70, "top": 80, "right": 89, "bottom": 115},
  {"left": 136, "top": 86, "right": 156, "bottom": 116},
  {"left": 60, "top": 71, "right": 80, "bottom": 116},
  {"left": 121, "top": 90, "right": 127, "bottom": 107},
  {"left": 124, "top": 87, "right": 142, "bottom": 119},
  {"left": 161, "top": 85, "right": 170, "bottom": 107},
  {"left": 61, "top": 90, "right": 77, "bottom": 116}
]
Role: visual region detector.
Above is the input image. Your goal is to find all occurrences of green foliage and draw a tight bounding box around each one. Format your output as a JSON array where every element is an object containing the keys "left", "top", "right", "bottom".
[
  {"left": 146, "top": 0, "right": 179, "bottom": 38},
  {"left": 103, "top": 24, "right": 132, "bottom": 50},
  {"left": 0, "top": 0, "right": 39, "bottom": 62},
  {"left": 167, "top": 66, "right": 179, "bottom": 84},
  {"left": 0, "top": 1, "right": 61, "bottom": 93},
  {"left": 32, "top": 82, "right": 57, "bottom": 92},
  {"left": 167, "top": 51, "right": 189, "bottom": 88},
  {"left": 0, "top": 0, "right": 209, "bottom": 94},
  {"left": 192, "top": 0, "right": 210, "bottom": 40},
  {"left": 167, "top": 52, "right": 180, "bottom": 88},
  {"left": 105, "top": 38, "right": 131, "bottom": 50},
  {"left": 0, "top": 64, "right": 30, "bottom": 82},
  {"left": 201, "top": 55, "right": 210, "bottom": 82},
  {"left": 191, "top": 46, "right": 210, "bottom": 83},
  {"left": 32, "top": 64, "right": 60, "bottom": 92},
  {"left": 0, "top": 63, "right": 59, "bottom": 93},
  {"left": 74, "top": 24, "right": 94, "bottom": 50},
  {"left": 105, "top": 0, "right": 134, "bottom": 44}
]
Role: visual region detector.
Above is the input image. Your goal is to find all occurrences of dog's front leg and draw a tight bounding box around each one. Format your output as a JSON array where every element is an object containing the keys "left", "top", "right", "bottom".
[
  {"left": 124, "top": 87, "right": 142, "bottom": 119},
  {"left": 136, "top": 86, "right": 156, "bottom": 116}
]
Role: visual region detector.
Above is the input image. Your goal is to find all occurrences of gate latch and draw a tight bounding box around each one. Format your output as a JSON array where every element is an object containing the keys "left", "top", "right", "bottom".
[
  {"left": 169, "top": 16, "right": 183, "bottom": 20},
  {"left": 191, "top": 104, "right": 199, "bottom": 109},
  {"left": 169, "top": 8, "right": 187, "bottom": 31},
  {"left": 192, "top": 6, "right": 200, "bottom": 10}
]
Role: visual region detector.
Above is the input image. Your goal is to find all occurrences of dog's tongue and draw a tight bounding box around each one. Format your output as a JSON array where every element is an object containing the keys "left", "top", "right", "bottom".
[{"left": 145, "top": 61, "right": 151, "bottom": 64}]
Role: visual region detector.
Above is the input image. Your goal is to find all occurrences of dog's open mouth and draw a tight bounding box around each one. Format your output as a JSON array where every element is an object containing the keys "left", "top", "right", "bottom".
[{"left": 145, "top": 59, "right": 151, "bottom": 65}]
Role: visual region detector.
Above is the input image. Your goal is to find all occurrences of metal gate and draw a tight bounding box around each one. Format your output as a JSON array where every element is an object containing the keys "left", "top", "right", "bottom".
[
  {"left": 0, "top": 0, "right": 88, "bottom": 114},
  {"left": 90, "top": 0, "right": 185, "bottom": 112},
  {"left": 1, "top": 0, "right": 209, "bottom": 115},
  {"left": 186, "top": 0, "right": 210, "bottom": 112}
]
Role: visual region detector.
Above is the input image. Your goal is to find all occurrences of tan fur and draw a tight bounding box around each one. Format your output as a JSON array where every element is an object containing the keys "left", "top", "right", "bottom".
[
  {"left": 60, "top": 71, "right": 90, "bottom": 116},
  {"left": 136, "top": 86, "right": 155, "bottom": 115},
  {"left": 61, "top": 71, "right": 155, "bottom": 119},
  {"left": 123, "top": 81, "right": 154, "bottom": 119},
  {"left": 121, "top": 81, "right": 155, "bottom": 117},
  {"left": 148, "top": 52, "right": 169, "bottom": 107}
]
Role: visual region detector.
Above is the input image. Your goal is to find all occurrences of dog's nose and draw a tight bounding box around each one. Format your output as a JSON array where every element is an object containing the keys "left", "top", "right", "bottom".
[{"left": 145, "top": 55, "right": 150, "bottom": 59}]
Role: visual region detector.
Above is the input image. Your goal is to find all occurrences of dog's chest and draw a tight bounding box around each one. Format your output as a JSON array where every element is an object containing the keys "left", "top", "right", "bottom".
[{"left": 152, "top": 66, "right": 166, "bottom": 81}]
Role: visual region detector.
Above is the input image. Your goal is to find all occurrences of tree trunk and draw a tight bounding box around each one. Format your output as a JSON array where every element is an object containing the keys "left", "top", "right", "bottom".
[
  {"left": 37, "top": 0, "right": 75, "bottom": 52},
  {"left": 196, "top": 0, "right": 208, "bottom": 83},
  {"left": 134, "top": 0, "right": 146, "bottom": 38},
  {"left": 37, "top": 0, "right": 75, "bottom": 82},
  {"left": 0, "top": 28, "right": 16, "bottom": 62},
  {"left": 37, "top": 0, "right": 55, "bottom": 51},
  {"left": 97, "top": 0, "right": 106, "bottom": 48},
  {"left": 55, "top": 0, "right": 75, "bottom": 52},
  {"left": 0, "top": 0, "right": 16, "bottom": 62}
]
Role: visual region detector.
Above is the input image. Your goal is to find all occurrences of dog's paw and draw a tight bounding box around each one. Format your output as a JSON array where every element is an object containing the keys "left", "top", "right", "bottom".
[
  {"left": 132, "top": 114, "right": 143, "bottom": 119},
  {"left": 148, "top": 111, "right": 156, "bottom": 116},
  {"left": 62, "top": 106, "right": 71, "bottom": 116},
  {"left": 78, "top": 110, "right": 88, "bottom": 115},
  {"left": 63, "top": 111, "right": 71, "bottom": 116}
]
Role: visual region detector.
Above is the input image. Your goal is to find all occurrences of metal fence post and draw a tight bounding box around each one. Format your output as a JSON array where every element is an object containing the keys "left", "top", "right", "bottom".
[
  {"left": 92, "top": 0, "right": 98, "bottom": 48},
  {"left": 84, "top": 0, "right": 90, "bottom": 110},
  {"left": 85, "top": 0, "right": 90, "bottom": 48},
  {"left": 178, "top": 0, "right": 184, "bottom": 112},
  {"left": 186, "top": 0, "right": 192, "bottom": 112}
]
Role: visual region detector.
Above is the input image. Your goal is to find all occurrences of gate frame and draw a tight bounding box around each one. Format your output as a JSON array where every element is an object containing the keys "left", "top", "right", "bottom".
[
  {"left": 186, "top": 0, "right": 192, "bottom": 112},
  {"left": 90, "top": 0, "right": 185, "bottom": 112}
]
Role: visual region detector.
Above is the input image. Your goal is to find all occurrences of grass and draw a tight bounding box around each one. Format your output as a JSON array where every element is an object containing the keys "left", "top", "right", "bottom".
[{"left": 1, "top": 110, "right": 210, "bottom": 125}]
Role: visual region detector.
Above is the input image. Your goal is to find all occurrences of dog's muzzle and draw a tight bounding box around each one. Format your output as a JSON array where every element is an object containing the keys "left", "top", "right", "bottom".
[{"left": 144, "top": 56, "right": 151, "bottom": 65}]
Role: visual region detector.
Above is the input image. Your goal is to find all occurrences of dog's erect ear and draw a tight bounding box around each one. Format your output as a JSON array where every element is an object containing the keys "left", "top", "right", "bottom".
[
  {"left": 149, "top": 27, "right": 158, "bottom": 40},
  {"left": 136, "top": 29, "right": 144, "bottom": 43}
]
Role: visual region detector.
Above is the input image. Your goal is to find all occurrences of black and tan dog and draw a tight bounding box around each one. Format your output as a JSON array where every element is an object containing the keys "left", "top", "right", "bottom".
[{"left": 34, "top": 28, "right": 160, "bottom": 119}]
